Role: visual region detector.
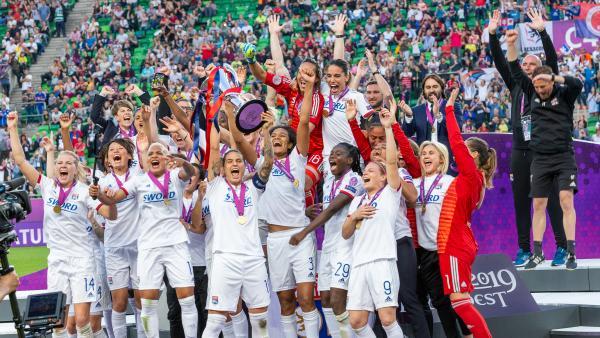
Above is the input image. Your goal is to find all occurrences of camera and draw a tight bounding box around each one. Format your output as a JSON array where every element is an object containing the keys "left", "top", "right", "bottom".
[
  {"left": 22, "top": 292, "right": 67, "bottom": 334},
  {"left": 0, "top": 177, "right": 33, "bottom": 338}
]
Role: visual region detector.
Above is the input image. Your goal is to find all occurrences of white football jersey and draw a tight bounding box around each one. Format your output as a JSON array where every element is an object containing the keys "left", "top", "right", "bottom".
[
  {"left": 121, "top": 168, "right": 189, "bottom": 250},
  {"left": 99, "top": 171, "right": 140, "bottom": 248},
  {"left": 413, "top": 174, "right": 455, "bottom": 251},
  {"left": 37, "top": 175, "right": 101, "bottom": 257},
  {"left": 129, "top": 135, "right": 145, "bottom": 175},
  {"left": 321, "top": 171, "right": 364, "bottom": 253},
  {"left": 347, "top": 185, "right": 400, "bottom": 267},
  {"left": 394, "top": 168, "right": 415, "bottom": 240},
  {"left": 183, "top": 191, "right": 206, "bottom": 267},
  {"left": 258, "top": 148, "right": 308, "bottom": 228},
  {"left": 321, "top": 86, "right": 372, "bottom": 158},
  {"left": 206, "top": 176, "right": 264, "bottom": 257}
]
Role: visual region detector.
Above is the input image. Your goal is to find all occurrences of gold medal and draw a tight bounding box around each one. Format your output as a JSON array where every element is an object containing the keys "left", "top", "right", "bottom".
[
  {"left": 421, "top": 204, "right": 426, "bottom": 215},
  {"left": 53, "top": 205, "right": 61, "bottom": 214},
  {"left": 293, "top": 179, "right": 299, "bottom": 188},
  {"left": 237, "top": 215, "right": 247, "bottom": 225},
  {"left": 355, "top": 221, "right": 362, "bottom": 230},
  {"left": 164, "top": 199, "right": 170, "bottom": 206}
]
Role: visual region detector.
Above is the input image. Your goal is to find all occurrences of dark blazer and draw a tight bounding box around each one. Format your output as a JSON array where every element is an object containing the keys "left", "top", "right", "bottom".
[
  {"left": 402, "top": 101, "right": 462, "bottom": 173},
  {"left": 90, "top": 92, "right": 150, "bottom": 147}
]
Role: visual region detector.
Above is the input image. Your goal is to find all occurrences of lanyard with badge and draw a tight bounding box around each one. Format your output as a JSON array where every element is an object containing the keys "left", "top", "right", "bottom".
[
  {"left": 355, "top": 186, "right": 385, "bottom": 230},
  {"left": 324, "top": 87, "right": 349, "bottom": 117},
  {"left": 520, "top": 93, "right": 531, "bottom": 141},
  {"left": 425, "top": 99, "right": 443, "bottom": 133}
]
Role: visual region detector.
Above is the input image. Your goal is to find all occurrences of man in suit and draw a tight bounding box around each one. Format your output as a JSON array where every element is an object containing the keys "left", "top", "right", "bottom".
[{"left": 400, "top": 74, "right": 461, "bottom": 170}]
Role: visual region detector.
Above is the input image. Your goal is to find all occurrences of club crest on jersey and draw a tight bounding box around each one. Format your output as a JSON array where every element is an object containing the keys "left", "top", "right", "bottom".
[
  {"left": 272, "top": 75, "right": 282, "bottom": 85},
  {"left": 143, "top": 191, "right": 176, "bottom": 203},
  {"left": 71, "top": 193, "right": 79, "bottom": 200},
  {"left": 349, "top": 177, "right": 358, "bottom": 186},
  {"left": 212, "top": 296, "right": 219, "bottom": 304},
  {"left": 107, "top": 277, "right": 113, "bottom": 285}
]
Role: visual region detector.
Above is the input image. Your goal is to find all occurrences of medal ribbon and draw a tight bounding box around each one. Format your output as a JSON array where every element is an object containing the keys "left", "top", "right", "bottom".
[
  {"left": 119, "top": 126, "right": 135, "bottom": 138},
  {"left": 328, "top": 87, "right": 350, "bottom": 114},
  {"left": 148, "top": 170, "right": 171, "bottom": 203},
  {"left": 273, "top": 156, "right": 295, "bottom": 183},
  {"left": 225, "top": 180, "right": 246, "bottom": 217},
  {"left": 425, "top": 98, "right": 444, "bottom": 125},
  {"left": 111, "top": 170, "right": 129, "bottom": 188},
  {"left": 358, "top": 185, "right": 386, "bottom": 207},
  {"left": 329, "top": 170, "right": 350, "bottom": 202},
  {"left": 55, "top": 180, "right": 76, "bottom": 208},
  {"left": 181, "top": 199, "right": 193, "bottom": 223},
  {"left": 420, "top": 174, "right": 444, "bottom": 207}
]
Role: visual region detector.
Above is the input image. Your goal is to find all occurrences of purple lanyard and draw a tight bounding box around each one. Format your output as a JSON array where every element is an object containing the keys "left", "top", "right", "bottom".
[
  {"left": 181, "top": 199, "right": 193, "bottom": 223},
  {"left": 329, "top": 170, "right": 349, "bottom": 202},
  {"left": 225, "top": 180, "right": 247, "bottom": 217},
  {"left": 359, "top": 186, "right": 385, "bottom": 207},
  {"left": 420, "top": 174, "right": 443, "bottom": 205},
  {"left": 55, "top": 180, "right": 76, "bottom": 206},
  {"left": 111, "top": 170, "right": 129, "bottom": 188},
  {"left": 119, "top": 126, "right": 135, "bottom": 138},
  {"left": 328, "top": 87, "right": 350, "bottom": 113},
  {"left": 147, "top": 170, "right": 170, "bottom": 201},
  {"left": 273, "top": 156, "right": 295, "bottom": 183},
  {"left": 424, "top": 99, "right": 443, "bottom": 125}
]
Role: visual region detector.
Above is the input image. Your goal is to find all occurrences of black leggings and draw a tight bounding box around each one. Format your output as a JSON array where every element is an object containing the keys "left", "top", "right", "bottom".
[
  {"left": 511, "top": 149, "right": 566, "bottom": 251},
  {"left": 417, "top": 248, "right": 471, "bottom": 338}
]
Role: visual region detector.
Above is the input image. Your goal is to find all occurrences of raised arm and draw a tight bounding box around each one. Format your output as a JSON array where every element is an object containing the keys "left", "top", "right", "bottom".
[
  {"left": 445, "top": 87, "right": 479, "bottom": 176},
  {"left": 532, "top": 73, "right": 583, "bottom": 106},
  {"left": 207, "top": 124, "right": 221, "bottom": 182},
  {"left": 190, "top": 181, "right": 207, "bottom": 234},
  {"left": 268, "top": 15, "right": 290, "bottom": 76},
  {"left": 350, "top": 59, "right": 368, "bottom": 90},
  {"left": 242, "top": 43, "right": 267, "bottom": 83},
  {"left": 7, "top": 112, "right": 39, "bottom": 186},
  {"left": 256, "top": 115, "right": 274, "bottom": 183},
  {"left": 160, "top": 116, "right": 193, "bottom": 151},
  {"left": 168, "top": 156, "right": 195, "bottom": 181},
  {"left": 90, "top": 86, "right": 114, "bottom": 130},
  {"left": 526, "top": 8, "right": 558, "bottom": 74},
  {"left": 380, "top": 106, "right": 400, "bottom": 190},
  {"left": 488, "top": 10, "right": 514, "bottom": 88},
  {"left": 346, "top": 99, "right": 371, "bottom": 162},
  {"left": 391, "top": 122, "right": 420, "bottom": 178},
  {"left": 506, "top": 29, "right": 535, "bottom": 96},
  {"left": 144, "top": 98, "right": 161, "bottom": 144},
  {"left": 89, "top": 182, "right": 128, "bottom": 206},
  {"left": 331, "top": 14, "right": 348, "bottom": 60},
  {"left": 366, "top": 49, "right": 393, "bottom": 99},
  {"left": 296, "top": 67, "right": 314, "bottom": 157},
  {"left": 39, "top": 137, "right": 56, "bottom": 178},
  {"left": 156, "top": 85, "right": 189, "bottom": 130},
  {"left": 223, "top": 99, "right": 259, "bottom": 165},
  {"left": 59, "top": 113, "right": 75, "bottom": 152}
]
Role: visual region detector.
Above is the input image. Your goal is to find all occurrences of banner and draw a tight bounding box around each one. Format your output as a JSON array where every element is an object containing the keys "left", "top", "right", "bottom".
[
  {"left": 517, "top": 22, "right": 553, "bottom": 55},
  {"left": 471, "top": 254, "right": 539, "bottom": 317},
  {"left": 573, "top": 3, "right": 600, "bottom": 38},
  {"left": 552, "top": 20, "right": 600, "bottom": 54}
]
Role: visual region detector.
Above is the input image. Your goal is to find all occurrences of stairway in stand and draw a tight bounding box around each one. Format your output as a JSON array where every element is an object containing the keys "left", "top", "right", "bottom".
[{"left": 8, "top": 0, "right": 96, "bottom": 112}]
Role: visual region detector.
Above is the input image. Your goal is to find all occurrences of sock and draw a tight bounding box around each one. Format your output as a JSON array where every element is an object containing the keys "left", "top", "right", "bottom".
[
  {"left": 111, "top": 311, "right": 126, "bottom": 338},
  {"left": 335, "top": 311, "right": 352, "bottom": 338},
  {"left": 451, "top": 298, "right": 492, "bottom": 338},
  {"left": 202, "top": 314, "right": 226, "bottom": 338},
  {"left": 231, "top": 311, "right": 248, "bottom": 338},
  {"left": 534, "top": 241, "right": 543, "bottom": 256},
  {"left": 92, "top": 330, "right": 106, "bottom": 338},
  {"left": 103, "top": 310, "right": 114, "bottom": 338},
  {"left": 67, "top": 333, "right": 77, "bottom": 338},
  {"left": 567, "top": 240, "right": 576, "bottom": 254},
  {"left": 76, "top": 323, "right": 93, "bottom": 338},
  {"left": 222, "top": 320, "right": 235, "bottom": 338},
  {"left": 179, "top": 296, "right": 199, "bottom": 338},
  {"left": 382, "top": 322, "right": 404, "bottom": 338},
  {"left": 249, "top": 312, "right": 269, "bottom": 338},
  {"left": 353, "top": 324, "right": 376, "bottom": 338},
  {"left": 280, "top": 314, "right": 298, "bottom": 338},
  {"left": 135, "top": 307, "right": 147, "bottom": 338},
  {"left": 140, "top": 299, "right": 159, "bottom": 338},
  {"left": 303, "top": 309, "right": 320, "bottom": 338},
  {"left": 322, "top": 308, "right": 341, "bottom": 338},
  {"left": 53, "top": 329, "right": 68, "bottom": 338}
]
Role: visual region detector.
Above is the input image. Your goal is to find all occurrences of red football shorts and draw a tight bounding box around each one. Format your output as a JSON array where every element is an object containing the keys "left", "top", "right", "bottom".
[{"left": 439, "top": 253, "right": 474, "bottom": 295}]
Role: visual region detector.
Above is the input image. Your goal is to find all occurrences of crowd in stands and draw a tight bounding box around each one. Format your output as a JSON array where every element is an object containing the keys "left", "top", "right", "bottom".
[{"left": 2, "top": 0, "right": 600, "bottom": 192}]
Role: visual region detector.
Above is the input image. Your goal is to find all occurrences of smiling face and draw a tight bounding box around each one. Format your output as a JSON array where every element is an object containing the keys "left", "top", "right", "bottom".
[
  {"left": 522, "top": 55, "right": 541, "bottom": 77},
  {"left": 362, "top": 162, "right": 386, "bottom": 193},
  {"left": 326, "top": 64, "right": 349, "bottom": 95},
  {"left": 223, "top": 151, "right": 245, "bottom": 186},
  {"left": 146, "top": 143, "right": 168, "bottom": 176},
  {"left": 329, "top": 145, "right": 352, "bottom": 177},
  {"left": 116, "top": 106, "right": 134, "bottom": 129},
  {"left": 54, "top": 152, "right": 78, "bottom": 186},
  {"left": 296, "top": 62, "right": 319, "bottom": 93},
  {"left": 108, "top": 142, "right": 132, "bottom": 172},
  {"left": 420, "top": 144, "right": 443, "bottom": 176},
  {"left": 533, "top": 78, "right": 554, "bottom": 100},
  {"left": 270, "top": 127, "right": 293, "bottom": 159},
  {"left": 423, "top": 78, "right": 443, "bottom": 102},
  {"left": 134, "top": 111, "right": 144, "bottom": 132}
]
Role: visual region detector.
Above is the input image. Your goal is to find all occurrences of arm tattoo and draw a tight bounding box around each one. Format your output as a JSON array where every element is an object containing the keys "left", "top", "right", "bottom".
[{"left": 259, "top": 137, "right": 274, "bottom": 182}]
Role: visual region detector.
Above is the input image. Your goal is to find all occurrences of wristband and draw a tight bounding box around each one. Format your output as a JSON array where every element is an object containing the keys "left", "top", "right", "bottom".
[
  {"left": 551, "top": 74, "right": 555, "bottom": 82},
  {"left": 335, "top": 34, "right": 344, "bottom": 39}
]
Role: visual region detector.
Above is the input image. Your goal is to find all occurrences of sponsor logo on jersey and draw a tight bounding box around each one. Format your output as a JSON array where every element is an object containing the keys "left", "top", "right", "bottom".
[
  {"left": 142, "top": 191, "right": 176, "bottom": 203},
  {"left": 107, "top": 277, "right": 113, "bottom": 285},
  {"left": 47, "top": 198, "right": 79, "bottom": 212},
  {"left": 345, "top": 185, "right": 357, "bottom": 194},
  {"left": 385, "top": 296, "right": 392, "bottom": 302},
  {"left": 212, "top": 296, "right": 219, "bottom": 304},
  {"left": 223, "top": 193, "right": 253, "bottom": 207}
]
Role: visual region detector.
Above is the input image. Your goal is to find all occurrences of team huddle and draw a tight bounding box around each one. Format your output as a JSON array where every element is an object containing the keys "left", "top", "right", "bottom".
[{"left": 10, "top": 10, "right": 583, "bottom": 338}]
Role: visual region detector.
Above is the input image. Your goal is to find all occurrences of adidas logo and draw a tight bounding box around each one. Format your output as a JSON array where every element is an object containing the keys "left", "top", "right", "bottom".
[
  {"left": 338, "top": 278, "right": 345, "bottom": 284},
  {"left": 385, "top": 296, "right": 392, "bottom": 302},
  {"left": 87, "top": 292, "right": 94, "bottom": 298},
  {"left": 461, "top": 281, "right": 467, "bottom": 288},
  {"left": 308, "top": 272, "right": 314, "bottom": 277},
  {"left": 570, "top": 181, "right": 576, "bottom": 187}
]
